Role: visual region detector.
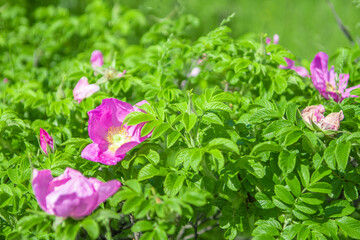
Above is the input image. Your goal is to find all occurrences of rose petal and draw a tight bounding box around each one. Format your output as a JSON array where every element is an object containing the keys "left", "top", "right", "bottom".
[{"left": 32, "top": 169, "right": 53, "bottom": 213}]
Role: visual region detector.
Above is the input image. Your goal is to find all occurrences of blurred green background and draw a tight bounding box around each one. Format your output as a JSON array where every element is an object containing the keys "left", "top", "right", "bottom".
[{"left": 4, "top": 0, "right": 360, "bottom": 60}]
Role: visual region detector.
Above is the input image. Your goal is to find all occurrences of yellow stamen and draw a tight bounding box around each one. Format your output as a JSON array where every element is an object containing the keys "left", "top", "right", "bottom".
[{"left": 106, "top": 126, "right": 131, "bottom": 153}]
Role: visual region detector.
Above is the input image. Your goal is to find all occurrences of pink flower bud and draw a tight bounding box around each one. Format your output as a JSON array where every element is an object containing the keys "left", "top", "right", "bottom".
[
  {"left": 39, "top": 128, "right": 54, "bottom": 155},
  {"left": 91, "top": 50, "right": 104, "bottom": 70},
  {"left": 32, "top": 168, "right": 121, "bottom": 218}
]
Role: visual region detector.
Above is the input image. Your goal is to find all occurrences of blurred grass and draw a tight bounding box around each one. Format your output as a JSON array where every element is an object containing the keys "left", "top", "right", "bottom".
[
  {"left": 121, "top": 0, "right": 360, "bottom": 60},
  {"left": 5, "top": 0, "right": 360, "bottom": 60}
]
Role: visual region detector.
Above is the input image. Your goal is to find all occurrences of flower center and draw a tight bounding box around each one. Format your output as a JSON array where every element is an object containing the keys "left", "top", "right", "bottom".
[
  {"left": 105, "top": 68, "right": 117, "bottom": 80},
  {"left": 325, "top": 82, "right": 337, "bottom": 92},
  {"left": 106, "top": 126, "right": 131, "bottom": 153}
]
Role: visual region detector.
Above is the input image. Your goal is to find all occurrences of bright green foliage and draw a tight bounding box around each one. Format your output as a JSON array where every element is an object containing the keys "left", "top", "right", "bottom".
[{"left": 1, "top": 1, "right": 360, "bottom": 240}]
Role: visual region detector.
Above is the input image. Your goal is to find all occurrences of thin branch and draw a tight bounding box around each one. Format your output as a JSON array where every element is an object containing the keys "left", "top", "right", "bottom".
[
  {"left": 129, "top": 214, "right": 140, "bottom": 240},
  {"left": 326, "top": 0, "right": 354, "bottom": 44},
  {"left": 183, "top": 224, "right": 218, "bottom": 240},
  {"left": 176, "top": 224, "right": 192, "bottom": 240}
]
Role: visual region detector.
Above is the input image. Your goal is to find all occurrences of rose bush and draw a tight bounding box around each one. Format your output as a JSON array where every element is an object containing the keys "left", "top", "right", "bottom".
[{"left": 1, "top": 1, "right": 360, "bottom": 240}]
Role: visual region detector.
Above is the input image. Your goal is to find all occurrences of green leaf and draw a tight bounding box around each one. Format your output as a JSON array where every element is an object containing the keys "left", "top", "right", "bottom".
[
  {"left": 175, "top": 148, "right": 192, "bottom": 170},
  {"left": 336, "top": 217, "right": 360, "bottom": 239},
  {"left": 202, "top": 112, "right": 223, "bottom": 126},
  {"left": 124, "top": 112, "right": 156, "bottom": 126},
  {"left": 180, "top": 188, "right": 210, "bottom": 207},
  {"left": 17, "top": 215, "right": 43, "bottom": 232},
  {"left": 292, "top": 209, "right": 309, "bottom": 220},
  {"left": 208, "top": 149, "right": 225, "bottom": 170},
  {"left": 211, "top": 92, "right": 236, "bottom": 102},
  {"left": 324, "top": 140, "right": 337, "bottom": 170},
  {"left": 298, "top": 165, "right": 310, "bottom": 187},
  {"left": 344, "top": 182, "right": 358, "bottom": 201},
  {"left": 285, "top": 103, "right": 297, "bottom": 123},
  {"left": 207, "top": 138, "right": 239, "bottom": 154},
  {"left": 324, "top": 200, "right": 355, "bottom": 218},
  {"left": 167, "top": 131, "right": 181, "bottom": 148},
  {"left": 263, "top": 120, "right": 292, "bottom": 139},
  {"left": 307, "top": 182, "right": 332, "bottom": 194},
  {"left": 272, "top": 196, "right": 291, "bottom": 210},
  {"left": 285, "top": 174, "right": 301, "bottom": 197},
  {"left": 81, "top": 218, "right": 99, "bottom": 239},
  {"left": 233, "top": 58, "right": 251, "bottom": 72},
  {"left": 152, "top": 123, "right": 170, "bottom": 139},
  {"left": 310, "top": 166, "right": 332, "bottom": 184},
  {"left": 190, "top": 148, "right": 204, "bottom": 171},
  {"left": 284, "top": 130, "right": 303, "bottom": 146},
  {"left": 138, "top": 164, "right": 166, "bottom": 181},
  {"left": 7, "top": 169, "right": 19, "bottom": 184},
  {"left": 141, "top": 120, "right": 160, "bottom": 137},
  {"left": 335, "top": 140, "right": 351, "bottom": 171},
  {"left": 278, "top": 150, "right": 296, "bottom": 175},
  {"left": 294, "top": 202, "right": 317, "bottom": 215},
  {"left": 146, "top": 149, "right": 160, "bottom": 165},
  {"left": 274, "top": 185, "right": 294, "bottom": 205},
  {"left": 251, "top": 141, "right": 282, "bottom": 155},
  {"left": 250, "top": 109, "right": 282, "bottom": 123},
  {"left": 255, "top": 192, "right": 275, "bottom": 209},
  {"left": 61, "top": 138, "right": 92, "bottom": 147},
  {"left": 182, "top": 113, "right": 197, "bottom": 132},
  {"left": 64, "top": 223, "right": 80, "bottom": 240},
  {"left": 122, "top": 197, "right": 143, "bottom": 215},
  {"left": 299, "top": 193, "right": 325, "bottom": 205},
  {"left": 131, "top": 220, "right": 153, "bottom": 232},
  {"left": 164, "top": 173, "right": 185, "bottom": 197},
  {"left": 252, "top": 224, "right": 279, "bottom": 237},
  {"left": 204, "top": 102, "right": 231, "bottom": 112},
  {"left": 273, "top": 75, "right": 287, "bottom": 94}
]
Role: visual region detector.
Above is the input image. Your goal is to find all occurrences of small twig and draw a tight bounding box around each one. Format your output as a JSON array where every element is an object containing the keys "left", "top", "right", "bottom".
[
  {"left": 326, "top": 0, "right": 354, "bottom": 44},
  {"left": 183, "top": 224, "right": 218, "bottom": 240},
  {"left": 224, "top": 81, "right": 229, "bottom": 92},
  {"left": 176, "top": 224, "right": 192, "bottom": 240},
  {"left": 129, "top": 214, "right": 140, "bottom": 240}
]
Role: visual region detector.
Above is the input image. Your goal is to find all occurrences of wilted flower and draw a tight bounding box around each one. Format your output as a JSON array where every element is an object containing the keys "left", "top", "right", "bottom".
[
  {"left": 279, "top": 58, "right": 310, "bottom": 78},
  {"left": 321, "top": 111, "right": 344, "bottom": 131},
  {"left": 81, "top": 98, "right": 151, "bottom": 165},
  {"left": 39, "top": 128, "right": 54, "bottom": 155},
  {"left": 73, "top": 77, "right": 100, "bottom": 103},
  {"left": 90, "top": 50, "right": 126, "bottom": 84},
  {"left": 301, "top": 105, "right": 344, "bottom": 132},
  {"left": 266, "top": 34, "right": 279, "bottom": 45},
  {"left": 301, "top": 104, "right": 325, "bottom": 125},
  {"left": 32, "top": 168, "right": 121, "bottom": 218},
  {"left": 310, "top": 52, "right": 360, "bottom": 102}
]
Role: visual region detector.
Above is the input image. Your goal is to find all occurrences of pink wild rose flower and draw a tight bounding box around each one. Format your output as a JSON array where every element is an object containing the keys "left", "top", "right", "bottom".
[
  {"left": 279, "top": 58, "right": 310, "bottom": 78},
  {"left": 310, "top": 52, "right": 360, "bottom": 102},
  {"left": 301, "top": 105, "right": 344, "bottom": 131},
  {"left": 32, "top": 168, "right": 121, "bottom": 218},
  {"left": 81, "top": 98, "right": 151, "bottom": 165},
  {"left": 73, "top": 77, "right": 100, "bottom": 103},
  {"left": 39, "top": 128, "right": 54, "bottom": 155}
]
